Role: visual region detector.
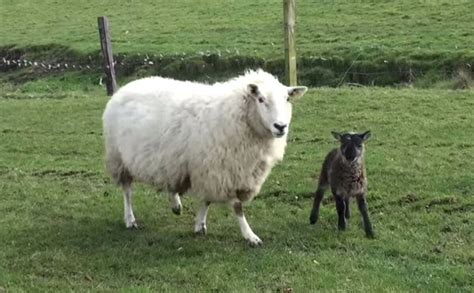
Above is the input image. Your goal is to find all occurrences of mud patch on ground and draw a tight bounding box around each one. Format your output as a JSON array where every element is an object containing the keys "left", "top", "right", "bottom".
[{"left": 31, "top": 169, "right": 98, "bottom": 178}]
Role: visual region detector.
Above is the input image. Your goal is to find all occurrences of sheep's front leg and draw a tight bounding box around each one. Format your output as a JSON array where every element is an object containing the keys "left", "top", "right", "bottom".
[
  {"left": 233, "top": 201, "right": 262, "bottom": 247},
  {"left": 335, "top": 195, "right": 346, "bottom": 230},
  {"left": 168, "top": 193, "right": 182, "bottom": 215},
  {"left": 194, "top": 201, "right": 210, "bottom": 235},
  {"left": 356, "top": 194, "right": 374, "bottom": 238}
]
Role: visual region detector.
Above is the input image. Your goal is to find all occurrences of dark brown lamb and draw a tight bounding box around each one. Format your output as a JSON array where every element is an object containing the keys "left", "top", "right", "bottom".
[{"left": 309, "top": 131, "right": 374, "bottom": 238}]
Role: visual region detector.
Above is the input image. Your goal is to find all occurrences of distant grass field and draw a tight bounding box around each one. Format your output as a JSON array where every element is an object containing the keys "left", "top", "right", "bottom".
[
  {"left": 0, "top": 85, "right": 472, "bottom": 291},
  {"left": 1, "top": 0, "right": 472, "bottom": 58},
  {"left": 1, "top": 0, "right": 472, "bottom": 87}
]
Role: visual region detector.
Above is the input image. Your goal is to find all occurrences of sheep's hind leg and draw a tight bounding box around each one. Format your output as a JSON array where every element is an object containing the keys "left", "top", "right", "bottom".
[
  {"left": 121, "top": 180, "right": 138, "bottom": 229},
  {"left": 194, "top": 201, "right": 210, "bottom": 235},
  {"left": 169, "top": 193, "right": 182, "bottom": 215},
  {"left": 232, "top": 201, "right": 262, "bottom": 247}
]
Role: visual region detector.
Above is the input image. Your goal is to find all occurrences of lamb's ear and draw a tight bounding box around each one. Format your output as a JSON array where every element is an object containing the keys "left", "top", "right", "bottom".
[
  {"left": 331, "top": 131, "right": 342, "bottom": 141},
  {"left": 288, "top": 86, "right": 308, "bottom": 100},
  {"left": 359, "top": 130, "right": 371, "bottom": 142}
]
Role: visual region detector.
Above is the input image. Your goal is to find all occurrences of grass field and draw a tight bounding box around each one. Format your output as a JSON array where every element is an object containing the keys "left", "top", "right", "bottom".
[
  {"left": 0, "top": 85, "right": 473, "bottom": 291},
  {"left": 0, "top": 0, "right": 473, "bottom": 291},
  {"left": 1, "top": 0, "right": 473, "bottom": 58}
]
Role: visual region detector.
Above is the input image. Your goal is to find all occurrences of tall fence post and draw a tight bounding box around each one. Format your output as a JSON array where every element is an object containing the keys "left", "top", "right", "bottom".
[
  {"left": 283, "top": 0, "right": 297, "bottom": 86},
  {"left": 98, "top": 16, "right": 117, "bottom": 96}
]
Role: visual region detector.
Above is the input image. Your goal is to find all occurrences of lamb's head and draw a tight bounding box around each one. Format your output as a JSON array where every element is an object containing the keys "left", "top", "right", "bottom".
[
  {"left": 246, "top": 77, "right": 307, "bottom": 138},
  {"left": 332, "top": 131, "right": 371, "bottom": 164}
]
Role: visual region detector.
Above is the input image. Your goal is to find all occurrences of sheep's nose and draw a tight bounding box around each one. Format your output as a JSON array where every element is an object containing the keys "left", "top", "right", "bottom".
[{"left": 273, "top": 123, "right": 287, "bottom": 132}]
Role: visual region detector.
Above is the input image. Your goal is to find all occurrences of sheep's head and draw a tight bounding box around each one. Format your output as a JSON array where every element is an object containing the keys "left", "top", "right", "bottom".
[
  {"left": 247, "top": 82, "right": 307, "bottom": 138},
  {"left": 332, "top": 131, "right": 371, "bottom": 164}
]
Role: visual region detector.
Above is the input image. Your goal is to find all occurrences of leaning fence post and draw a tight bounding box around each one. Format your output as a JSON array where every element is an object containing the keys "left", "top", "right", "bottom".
[
  {"left": 98, "top": 16, "right": 117, "bottom": 96},
  {"left": 283, "top": 0, "right": 297, "bottom": 86}
]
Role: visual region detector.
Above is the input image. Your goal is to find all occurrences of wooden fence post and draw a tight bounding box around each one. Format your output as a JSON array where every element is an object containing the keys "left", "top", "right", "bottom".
[
  {"left": 283, "top": 0, "right": 297, "bottom": 86},
  {"left": 98, "top": 16, "right": 117, "bottom": 96}
]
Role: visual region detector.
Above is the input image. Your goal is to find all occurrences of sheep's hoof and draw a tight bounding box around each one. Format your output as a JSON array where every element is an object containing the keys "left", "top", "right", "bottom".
[
  {"left": 171, "top": 205, "right": 182, "bottom": 215},
  {"left": 194, "top": 224, "right": 207, "bottom": 236},
  {"left": 366, "top": 231, "right": 375, "bottom": 239},
  {"left": 125, "top": 221, "right": 140, "bottom": 229},
  {"left": 246, "top": 235, "right": 263, "bottom": 247}
]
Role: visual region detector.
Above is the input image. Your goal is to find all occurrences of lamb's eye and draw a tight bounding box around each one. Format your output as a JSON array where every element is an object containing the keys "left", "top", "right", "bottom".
[
  {"left": 258, "top": 97, "right": 264, "bottom": 103},
  {"left": 287, "top": 97, "right": 290, "bottom": 102}
]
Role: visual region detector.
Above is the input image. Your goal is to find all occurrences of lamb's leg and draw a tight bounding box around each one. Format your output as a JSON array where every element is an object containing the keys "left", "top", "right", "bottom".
[
  {"left": 232, "top": 201, "right": 262, "bottom": 247},
  {"left": 122, "top": 181, "right": 138, "bottom": 229},
  {"left": 309, "top": 185, "right": 326, "bottom": 224},
  {"left": 356, "top": 194, "right": 374, "bottom": 238},
  {"left": 335, "top": 194, "right": 346, "bottom": 230},
  {"left": 344, "top": 198, "right": 351, "bottom": 219},
  {"left": 310, "top": 169, "right": 328, "bottom": 225},
  {"left": 169, "top": 193, "right": 182, "bottom": 215},
  {"left": 194, "top": 201, "right": 210, "bottom": 235}
]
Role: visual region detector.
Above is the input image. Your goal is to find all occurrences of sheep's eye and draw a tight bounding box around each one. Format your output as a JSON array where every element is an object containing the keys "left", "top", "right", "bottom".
[
  {"left": 287, "top": 97, "right": 290, "bottom": 102},
  {"left": 258, "top": 97, "right": 264, "bottom": 103}
]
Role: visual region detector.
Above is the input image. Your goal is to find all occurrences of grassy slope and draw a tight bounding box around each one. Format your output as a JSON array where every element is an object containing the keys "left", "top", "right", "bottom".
[
  {"left": 0, "top": 0, "right": 472, "bottom": 58},
  {"left": 0, "top": 86, "right": 473, "bottom": 291}
]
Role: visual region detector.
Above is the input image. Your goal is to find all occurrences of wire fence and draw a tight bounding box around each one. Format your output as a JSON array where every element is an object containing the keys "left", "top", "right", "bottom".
[
  {"left": 0, "top": 49, "right": 247, "bottom": 72},
  {"left": 1, "top": 55, "right": 470, "bottom": 73},
  {"left": 1, "top": 52, "right": 472, "bottom": 88},
  {"left": 1, "top": 57, "right": 98, "bottom": 71}
]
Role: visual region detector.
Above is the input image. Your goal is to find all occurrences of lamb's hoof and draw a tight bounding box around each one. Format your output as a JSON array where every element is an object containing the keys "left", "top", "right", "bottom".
[
  {"left": 338, "top": 221, "right": 346, "bottom": 231},
  {"left": 366, "top": 231, "right": 375, "bottom": 239},
  {"left": 171, "top": 205, "right": 182, "bottom": 215},
  {"left": 309, "top": 213, "right": 318, "bottom": 225},
  {"left": 246, "top": 235, "right": 263, "bottom": 247},
  {"left": 194, "top": 224, "right": 207, "bottom": 236}
]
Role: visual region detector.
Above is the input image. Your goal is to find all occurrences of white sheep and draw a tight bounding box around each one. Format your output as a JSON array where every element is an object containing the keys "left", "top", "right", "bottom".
[{"left": 102, "top": 69, "right": 307, "bottom": 246}]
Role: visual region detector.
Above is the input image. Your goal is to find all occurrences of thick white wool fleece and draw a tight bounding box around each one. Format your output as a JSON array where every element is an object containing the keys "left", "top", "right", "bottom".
[{"left": 103, "top": 70, "right": 288, "bottom": 202}]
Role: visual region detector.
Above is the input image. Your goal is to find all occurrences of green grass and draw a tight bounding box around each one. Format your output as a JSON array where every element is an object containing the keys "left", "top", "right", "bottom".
[
  {"left": 0, "top": 0, "right": 472, "bottom": 290},
  {"left": 1, "top": 0, "right": 472, "bottom": 58},
  {"left": 0, "top": 85, "right": 473, "bottom": 291}
]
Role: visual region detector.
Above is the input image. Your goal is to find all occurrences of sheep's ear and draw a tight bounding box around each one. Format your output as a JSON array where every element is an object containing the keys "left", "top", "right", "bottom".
[
  {"left": 288, "top": 86, "right": 308, "bottom": 101},
  {"left": 331, "top": 131, "right": 342, "bottom": 141},
  {"left": 247, "top": 83, "right": 266, "bottom": 103},
  {"left": 359, "top": 130, "right": 371, "bottom": 142},
  {"left": 248, "top": 84, "right": 260, "bottom": 97}
]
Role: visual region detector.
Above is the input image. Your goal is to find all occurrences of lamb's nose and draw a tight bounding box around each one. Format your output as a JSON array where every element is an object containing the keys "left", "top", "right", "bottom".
[{"left": 273, "top": 123, "right": 287, "bottom": 132}]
